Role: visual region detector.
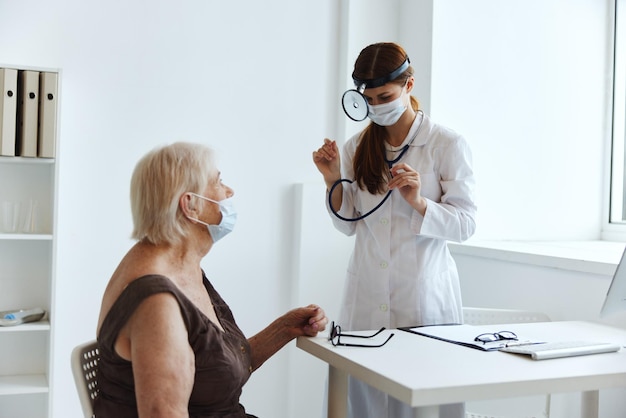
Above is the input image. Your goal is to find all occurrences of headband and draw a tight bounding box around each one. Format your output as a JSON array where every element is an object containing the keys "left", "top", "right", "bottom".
[{"left": 352, "top": 56, "right": 410, "bottom": 89}]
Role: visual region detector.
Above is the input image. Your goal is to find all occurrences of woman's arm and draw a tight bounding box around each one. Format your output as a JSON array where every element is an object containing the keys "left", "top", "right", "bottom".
[
  {"left": 313, "top": 138, "right": 344, "bottom": 211},
  {"left": 121, "top": 293, "right": 195, "bottom": 418},
  {"left": 247, "top": 305, "right": 327, "bottom": 371},
  {"left": 410, "top": 136, "right": 477, "bottom": 242}
]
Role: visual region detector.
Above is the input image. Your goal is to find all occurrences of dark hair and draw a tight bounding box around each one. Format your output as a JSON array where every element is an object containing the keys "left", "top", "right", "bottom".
[
  {"left": 352, "top": 42, "right": 411, "bottom": 86},
  {"left": 352, "top": 43, "right": 419, "bottom": 194}
]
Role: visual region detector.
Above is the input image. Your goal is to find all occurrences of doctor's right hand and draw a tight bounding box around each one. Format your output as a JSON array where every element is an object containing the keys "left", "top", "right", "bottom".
[{"left": 312, "top": 138, "right": 341, "bottom": 184}]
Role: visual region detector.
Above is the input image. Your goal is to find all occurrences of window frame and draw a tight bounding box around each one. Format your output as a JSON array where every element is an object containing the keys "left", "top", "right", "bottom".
[{"left": 605, "top": 0, "right": 626, "bottom": 241}]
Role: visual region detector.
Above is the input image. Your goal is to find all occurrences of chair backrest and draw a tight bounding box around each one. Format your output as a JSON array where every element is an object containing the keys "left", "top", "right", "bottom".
[
  {"left": 463, "top": 307, "right": 551, "bottom": 326},
  {"left": 71, "top": 339, "right": 100, "bottom": 418}
]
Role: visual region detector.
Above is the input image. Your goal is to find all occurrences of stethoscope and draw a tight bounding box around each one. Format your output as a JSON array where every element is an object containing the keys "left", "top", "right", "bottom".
[
  {"left": 328, "top": 109, "right": 424, "bottom": 222},
  {"left": 329, "top": 56, "right": 417, "bottom": 222}
]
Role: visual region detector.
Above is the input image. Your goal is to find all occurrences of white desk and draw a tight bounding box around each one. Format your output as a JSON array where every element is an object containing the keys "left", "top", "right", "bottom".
[{"left": 296, "top": 321, "right": 626, "bottom": 418}]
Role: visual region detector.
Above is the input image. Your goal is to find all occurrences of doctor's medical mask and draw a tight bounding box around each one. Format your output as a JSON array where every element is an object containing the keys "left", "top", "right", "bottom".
[{"left": 367, "top": 83, "right": 410, "bottom": 126}]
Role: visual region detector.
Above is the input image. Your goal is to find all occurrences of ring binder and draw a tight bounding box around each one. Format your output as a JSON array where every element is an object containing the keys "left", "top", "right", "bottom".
[
  {"left": 38, "top": 72, "right": 58, "bottom": 158},
  {"left": 16, "top": 70, "right": 39, "bottom": 157},
  {"left": 0, "top": 68, "right": 17, "bottom": 157}
]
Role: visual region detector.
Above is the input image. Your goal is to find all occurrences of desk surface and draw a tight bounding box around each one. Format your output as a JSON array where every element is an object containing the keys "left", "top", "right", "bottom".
[{"left": 296, "top": 321, "right": 626, "bottom": 407}]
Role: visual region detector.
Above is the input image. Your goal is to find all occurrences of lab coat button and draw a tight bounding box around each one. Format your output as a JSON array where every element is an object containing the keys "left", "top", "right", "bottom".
[
  {"left": 379, "top": 304, "right": 388, "bottom": 312},
  {"left": 380, "top": 261, "right": 388, "bottom": 269},
  {"left": 380, "top": 218, "right": 389, "bottom": 225}
]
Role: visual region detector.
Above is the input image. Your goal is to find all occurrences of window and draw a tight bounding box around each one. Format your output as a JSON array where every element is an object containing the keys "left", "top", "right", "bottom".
[{"left": 608, "top": 0, "right": 626, "bottom": 239}]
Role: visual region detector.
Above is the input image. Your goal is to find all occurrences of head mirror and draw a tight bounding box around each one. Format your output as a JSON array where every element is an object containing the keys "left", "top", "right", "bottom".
[{"left": 341, "top": 84, "right": 369, "bottom": 121}]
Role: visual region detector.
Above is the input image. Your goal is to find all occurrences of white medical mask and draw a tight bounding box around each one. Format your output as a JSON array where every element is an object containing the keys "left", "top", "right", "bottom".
[
  {"left": 368, "top": 94, "right": 407, "bottom": 126},
  {"left": 186, "top": 193, "right": 237, "bottom": 243}
]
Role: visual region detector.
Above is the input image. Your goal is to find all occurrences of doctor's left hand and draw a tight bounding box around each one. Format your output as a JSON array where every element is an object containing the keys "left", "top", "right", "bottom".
[{"left": 389, "top": 163, "right": 427, "bottom": 216}]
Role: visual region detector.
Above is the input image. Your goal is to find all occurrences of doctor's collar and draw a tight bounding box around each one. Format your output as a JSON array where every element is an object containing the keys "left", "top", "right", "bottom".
[{"left": 352, "top": 56, "right": 410, "bottom": 90}]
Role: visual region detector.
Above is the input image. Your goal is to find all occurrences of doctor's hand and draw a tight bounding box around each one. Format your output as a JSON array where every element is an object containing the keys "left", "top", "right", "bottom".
[
  {"left": 389, "top": 163, "right": 427, "bottom": 216},
  {"left": 312, "top": 138, "right": 341, "bottom": 186}
]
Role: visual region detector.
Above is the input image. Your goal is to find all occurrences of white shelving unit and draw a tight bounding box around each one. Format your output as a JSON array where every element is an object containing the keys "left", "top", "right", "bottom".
[{"left": 0, "top": 66, "right": 59, "bottom": 418}]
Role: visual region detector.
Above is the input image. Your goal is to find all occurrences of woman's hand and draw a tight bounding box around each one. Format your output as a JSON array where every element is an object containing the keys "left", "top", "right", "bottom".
[
  {"left": 388, "top": 163, "right": 427, "bottom": 216},
  {"left": 312, "top": 138, "right": 341, "bottom": 186},
  {"left": 248, "top": 304, "right": 328, "bottom": 371},
  {"left": 284, "top": 304, "right": 328, "bottom": 338}
]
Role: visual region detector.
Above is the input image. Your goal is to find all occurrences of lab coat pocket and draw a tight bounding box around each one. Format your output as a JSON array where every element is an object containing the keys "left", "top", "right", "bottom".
[{"left": 418, "top": 268, "right": 461, "bottom": 325}]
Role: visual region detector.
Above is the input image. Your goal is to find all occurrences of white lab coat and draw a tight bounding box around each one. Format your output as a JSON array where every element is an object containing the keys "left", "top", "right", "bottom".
[{"left": 326, "top": 113, "right": 477, "bottom": 418}]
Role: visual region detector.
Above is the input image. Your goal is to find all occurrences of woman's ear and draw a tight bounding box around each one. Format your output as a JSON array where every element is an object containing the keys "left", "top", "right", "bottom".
[
  {"left": 405, "top": 76, "right": 415, "bottom": 94},
  {"left": 180, "top": 193, "right": 196, "bottom": 217}
]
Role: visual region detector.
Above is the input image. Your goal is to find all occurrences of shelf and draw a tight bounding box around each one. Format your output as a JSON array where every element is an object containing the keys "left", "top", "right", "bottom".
[
  {"left": 0, "top": 234, "right": 53, "bottom": 240},
  {"left": 0, "top": 157, "right": 54, "bottom": 165},
  {"left": 449, "top": 240, "right": 625, "bottom": 275},
  {"left": 0, "top": 64, "right": 59, "bottom": 417},
  {"left": 0, "top": 321, "right": 50, "bottom": 332},
  {"left": 0, "top": 375, "right": 49, "bottom": 395}
]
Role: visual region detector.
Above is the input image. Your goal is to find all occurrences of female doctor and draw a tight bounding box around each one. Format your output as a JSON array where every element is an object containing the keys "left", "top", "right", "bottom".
[{"left": 312, "top": 42, "right": 477, "bottom": 418}]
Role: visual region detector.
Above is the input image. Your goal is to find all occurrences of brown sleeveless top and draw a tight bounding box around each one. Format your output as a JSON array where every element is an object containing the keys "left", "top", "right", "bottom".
[{"left": 94, "top": 274, "right": 257, "bottom": 418}]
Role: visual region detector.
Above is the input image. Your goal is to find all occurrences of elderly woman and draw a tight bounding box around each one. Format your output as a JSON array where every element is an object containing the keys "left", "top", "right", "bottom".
[{"left": 95, "top": 142, "right": 327, "bottom": 418}]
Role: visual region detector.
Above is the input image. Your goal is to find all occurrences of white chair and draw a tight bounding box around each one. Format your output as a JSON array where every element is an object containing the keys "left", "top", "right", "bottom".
[
  {"left": 71, "top": 340, "right": 100, "bottom": 418},
  {"left": 463, "top": 307, "right": 552, "bottom": 418}
]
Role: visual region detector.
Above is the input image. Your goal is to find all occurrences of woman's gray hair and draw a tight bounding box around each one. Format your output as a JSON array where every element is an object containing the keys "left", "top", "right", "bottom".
[{"left": 130, "top": 142, "right": 216, "bottom": 245}]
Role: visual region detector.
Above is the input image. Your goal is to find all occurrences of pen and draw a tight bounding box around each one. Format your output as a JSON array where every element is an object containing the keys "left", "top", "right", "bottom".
[{"left": 503, "top": 341, "right": 546, "bottom": 348}]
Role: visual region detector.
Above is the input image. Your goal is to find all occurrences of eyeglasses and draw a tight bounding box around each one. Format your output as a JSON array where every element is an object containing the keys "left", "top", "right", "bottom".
[
  {"left": 474, "top": 330, "right": 518, "bottom": 344},
  {"left": 329, "top": 321, "right": 394, "bottom": 348}
]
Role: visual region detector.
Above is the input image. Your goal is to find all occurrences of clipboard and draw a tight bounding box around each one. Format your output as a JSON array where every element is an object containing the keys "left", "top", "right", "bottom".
[{"left": 399, "top": 324, "right": 541, "bottom": 352}]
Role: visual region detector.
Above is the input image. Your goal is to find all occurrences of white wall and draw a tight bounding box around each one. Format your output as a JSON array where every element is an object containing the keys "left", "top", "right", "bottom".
[
  {"left": 430, "top": 0, "right": 612, "bottom": 241},
  {"left": 0, "top": 1, "right": 340, "bottom": 417},
  {"left": 0, "top": 0, "right": 621, "bottom": 417}
]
